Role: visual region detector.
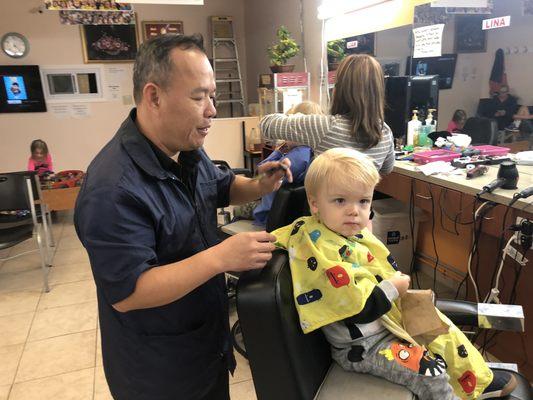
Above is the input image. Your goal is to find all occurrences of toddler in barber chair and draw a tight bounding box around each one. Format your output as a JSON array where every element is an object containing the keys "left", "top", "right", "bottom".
[{"left": 272, "top": 148, "right": 516, "bottom": 400}]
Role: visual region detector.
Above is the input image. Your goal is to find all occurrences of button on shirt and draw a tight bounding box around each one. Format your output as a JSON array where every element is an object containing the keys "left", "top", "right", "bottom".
[{"left": 74, "top": 109, "right": 235, "bottom": 400}]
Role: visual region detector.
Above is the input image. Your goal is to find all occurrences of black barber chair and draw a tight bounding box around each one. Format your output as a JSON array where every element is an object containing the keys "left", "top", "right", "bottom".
[
  {"left": 236, "top": 185, "right": 533, "bottom": 400},
  {"left": 463, "top": 117, "right": 499, "bottom": 145}
]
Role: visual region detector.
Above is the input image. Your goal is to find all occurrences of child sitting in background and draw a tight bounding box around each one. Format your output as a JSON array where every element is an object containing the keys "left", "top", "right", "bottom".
[
  {"left": 27, "top": 139, "right": 53, "bottom": 176},
  {"left": 272, "top": 148, "right": 516, "bottom": 399},
  {"left": 448, "top": 109, "right": 467, "bottom": 134},
  {"left": 252, "top": 101, "right": 321, "bottom": 225}
]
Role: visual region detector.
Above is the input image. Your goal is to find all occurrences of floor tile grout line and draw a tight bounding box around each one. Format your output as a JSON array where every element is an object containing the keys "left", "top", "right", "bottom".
[
  {"left": 10, "top": 330, "right": 98, "bottom": 386},
  {"left": 9, "top": 366, "right": 96, "bottom": 388},
  {"left": 92, "top": 319, "right": 99, "bottom": 400},
  {"left": 6, "top": 221, "right": 67, "bottom": 391},
  {"left": 8, "top": 284, "right": 46, "bottom": 392},
  {"left": 25, "top": 327, "right": 97, "bottom": 345}
]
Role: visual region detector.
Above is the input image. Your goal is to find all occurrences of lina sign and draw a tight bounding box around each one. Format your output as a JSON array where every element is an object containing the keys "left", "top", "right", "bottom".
[{"left": 482, "top": 16, "right": 511, "bottom": 30}]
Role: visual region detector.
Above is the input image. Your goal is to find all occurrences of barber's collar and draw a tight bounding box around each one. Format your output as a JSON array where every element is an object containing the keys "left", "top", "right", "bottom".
[{"left": 121, "top": 108, "right": 201, "bottom": 180}]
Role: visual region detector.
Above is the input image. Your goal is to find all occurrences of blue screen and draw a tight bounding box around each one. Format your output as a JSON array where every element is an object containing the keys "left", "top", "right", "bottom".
[{"left": 4, "top": 75, "right": 28, "bottom": 103}]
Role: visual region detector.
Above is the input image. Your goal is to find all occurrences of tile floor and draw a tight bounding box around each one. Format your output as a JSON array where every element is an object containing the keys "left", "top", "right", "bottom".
[
  {"left": 0, "top": 211, "right": 257, "bottom": 400},
  {"left": 0, "top": 211, "right": 502, "bottom": 400}
]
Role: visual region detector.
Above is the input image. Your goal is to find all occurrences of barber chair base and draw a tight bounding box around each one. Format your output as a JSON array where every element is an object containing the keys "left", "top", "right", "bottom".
[{"left": 316, "top": 363, "right": 414, "bottom": 400}]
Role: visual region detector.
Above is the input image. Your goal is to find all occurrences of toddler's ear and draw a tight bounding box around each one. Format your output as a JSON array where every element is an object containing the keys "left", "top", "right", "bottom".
[{"left": 308, "top": 195, "right": 319, "bottom": 216}]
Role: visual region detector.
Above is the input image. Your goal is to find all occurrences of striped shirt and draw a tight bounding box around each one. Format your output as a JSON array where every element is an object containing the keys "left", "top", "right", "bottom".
[{"left": 260, "top": 113, "right": 395, "bottom": 175}]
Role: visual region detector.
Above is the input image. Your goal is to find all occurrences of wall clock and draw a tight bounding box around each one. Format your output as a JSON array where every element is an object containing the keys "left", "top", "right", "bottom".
[{"left": 1, "top": 32, "right": 30, "bottom": 58}]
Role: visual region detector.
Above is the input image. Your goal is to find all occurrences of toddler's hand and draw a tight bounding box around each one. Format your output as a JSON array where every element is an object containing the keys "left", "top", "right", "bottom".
[{"left": 388, "top": 272, "right": 410, "bottom": 297}]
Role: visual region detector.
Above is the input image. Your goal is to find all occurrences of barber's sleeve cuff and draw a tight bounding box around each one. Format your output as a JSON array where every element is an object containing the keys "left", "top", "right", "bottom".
[{"left": 378, "top": 280, "right": 399, "bottom": 303}]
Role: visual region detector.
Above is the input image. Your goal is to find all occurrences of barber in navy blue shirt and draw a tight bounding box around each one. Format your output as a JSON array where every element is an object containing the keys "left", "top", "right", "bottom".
[{"left": 74, "top": 34, "right": 292, "bottom": 400}]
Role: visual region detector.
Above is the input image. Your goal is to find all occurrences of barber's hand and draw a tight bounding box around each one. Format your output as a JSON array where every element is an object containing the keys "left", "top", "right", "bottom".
[
  {"left": 388, "top": 272, "right": 411, "bottom": 297},
  {"left": 212, "top": 231, "right": 277, "bottom": 272},
  {"left": 257, "top": 158, "right": 293, "bottom": 195}
]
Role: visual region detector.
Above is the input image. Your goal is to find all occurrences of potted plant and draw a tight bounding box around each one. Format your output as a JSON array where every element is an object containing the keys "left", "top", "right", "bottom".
[
  {"left": 327, "top": 39, "right": 346, "bottom": 71},
  {"left": 268, "top": 26, "right": 300, "bottom": 73}
]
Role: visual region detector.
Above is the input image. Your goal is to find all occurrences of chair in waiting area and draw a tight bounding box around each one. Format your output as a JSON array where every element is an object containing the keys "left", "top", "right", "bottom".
[
  {"left": 463, "top": 117, "right": 499, "bottom": 145},
  {"left": 0, "top": 172, "right": 52, "bottom": 292},
  {"left": 11, "top": 171, "right": 55, "bottom": 256},
  {"left": 236, "top": 184, "right": 533, "bottom": 400}
]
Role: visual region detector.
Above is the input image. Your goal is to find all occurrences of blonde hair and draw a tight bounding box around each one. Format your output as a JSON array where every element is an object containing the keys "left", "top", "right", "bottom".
[
  {"left": 304, "top": 148, "right": 380, "bottom": 197},
  {"left": 330, "top": 54, "right": 385, "bottom": 149},
  {"left": 286, "top": 101, "right": 323, "bottom": 116}
]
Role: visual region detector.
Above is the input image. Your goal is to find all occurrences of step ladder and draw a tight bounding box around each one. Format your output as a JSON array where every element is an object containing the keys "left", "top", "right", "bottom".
[{"left": 210, "top": 16, "right": 246, "bottom": 117}]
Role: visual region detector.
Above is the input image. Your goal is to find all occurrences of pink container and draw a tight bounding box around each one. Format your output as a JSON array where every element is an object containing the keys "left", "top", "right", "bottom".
[
  {"left": 471, "top": 145, "right": 510, "bottom": 156},
  {"left": 413, "top": 150, "right": 460, "bottom": 165}
]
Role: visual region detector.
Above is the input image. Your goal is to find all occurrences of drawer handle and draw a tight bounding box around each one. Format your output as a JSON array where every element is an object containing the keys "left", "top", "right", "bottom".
[
  {"left": 483, "top": 217, "right": 495, "bottom": 220},
  {"left": 416, "top": 194, "right": 432, "bottom": 200}
]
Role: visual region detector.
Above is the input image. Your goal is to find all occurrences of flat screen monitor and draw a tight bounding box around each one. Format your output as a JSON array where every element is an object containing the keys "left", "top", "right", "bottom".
[
  {"left": 410, "top": 75, "right": 439, "bottom": 115},
  {"left": 385, "top": 76, "right": 410, "bottom": 138},
  {"left": 0, "top": 65, "right": 46, "bottom": 113},
  {"left": 406, "top": 54, "right": 457, "bottom": 90}
]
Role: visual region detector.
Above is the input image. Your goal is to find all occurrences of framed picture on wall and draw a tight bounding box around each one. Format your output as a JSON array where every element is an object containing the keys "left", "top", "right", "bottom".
[
  {"left": 142, "top": 21, "right": 184, "bottom": 41},
  {"left": 344, "top": 33, "right": 375, "bottom": 56},
  {"left": 81, "top": 24, "right": 138, "bottom": 63},
  {"left": 454, "top": 15, "right": 487, "bottom": 53}
]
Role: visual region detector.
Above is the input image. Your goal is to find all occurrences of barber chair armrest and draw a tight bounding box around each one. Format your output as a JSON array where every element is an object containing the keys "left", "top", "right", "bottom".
[
  {"left": 212, "top": 160, "right": 252, "bottom": 177},
  {"left": 436, "top": 299, "right": 524, "bottom": 332},
  {"left": 231, "top": 168, "right": 252, "bottom": 178}
]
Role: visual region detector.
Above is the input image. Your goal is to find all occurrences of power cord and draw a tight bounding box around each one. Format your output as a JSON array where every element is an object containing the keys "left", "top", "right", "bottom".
[
  {"left": 458, "top": 201, "right": 495, "bottom": 302},
  {"left": 426, "top": 183, "right": 440, "bottom": 294},
  {"left": 409, "top": 180, "right": 421, "bottom": 289}
]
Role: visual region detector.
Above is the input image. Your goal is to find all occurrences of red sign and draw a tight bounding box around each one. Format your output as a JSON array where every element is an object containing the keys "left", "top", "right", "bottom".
[
  {"left": 274, "top": 72, "right": 309, "bottom": 88},
  {"left": 482, "top": 16, "right": 511, "bottom": 30}
]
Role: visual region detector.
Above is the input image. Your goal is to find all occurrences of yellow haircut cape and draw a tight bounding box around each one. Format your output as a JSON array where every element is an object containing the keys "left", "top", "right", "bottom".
[
  {"left": 273, "top": 216, "right": 493, "bottom": 399},
  {"left": 272, "top": 215, "right": 415, "bottom": 344}
]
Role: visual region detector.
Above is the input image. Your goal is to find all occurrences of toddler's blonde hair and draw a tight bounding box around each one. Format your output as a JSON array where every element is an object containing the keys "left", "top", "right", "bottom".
[
  {"left": 304, "top": 148, "right": 380, "bottom": 196},
  {"left": 286, "top": 101, "right": 323, "bottom": 116}
]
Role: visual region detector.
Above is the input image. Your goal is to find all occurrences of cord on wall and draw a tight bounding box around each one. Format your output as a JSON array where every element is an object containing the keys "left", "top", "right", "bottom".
[{"left": 299, "top": 0, "right": 307, "bottom": 73}]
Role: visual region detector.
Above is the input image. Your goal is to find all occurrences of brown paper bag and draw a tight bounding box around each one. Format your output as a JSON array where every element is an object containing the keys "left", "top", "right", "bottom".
[{"left": 400, "top": 289, "right": 449, "bottom": 346}]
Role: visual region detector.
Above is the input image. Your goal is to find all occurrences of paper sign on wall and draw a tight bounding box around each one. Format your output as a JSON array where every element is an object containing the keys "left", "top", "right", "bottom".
[
  {"left": 282, "top": 89, "right": 303, "bottom": 113},
  {"left": 482, "top": 16, "right": 511, "bottom": 30},
  {"left": 412, "top": 24, "right": 445, "bottom": 59}
]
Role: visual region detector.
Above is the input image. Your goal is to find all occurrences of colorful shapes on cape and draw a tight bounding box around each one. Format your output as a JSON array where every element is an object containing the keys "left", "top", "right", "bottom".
[
  {"left": 307, "top": 257, "right": 318, "bottom": 271},
  {"left": 296, "top": 288, "right": 322, "bottom": 305},
  {"left": 387, "top": 254, "right": 399, "bottom": 271},
  {"left": 367, "top": 251, "right": 375, "bottom": 263},
  {"left": 325, "top": 265, "right": 350, "bottom": 288},
  {"left": 458, "top": 370, "right": 477, "bottom": 394},
  {"left": 457, "top": 344, "right": 468, "bottom": 358},
  {"left": 291, "top": 220, "right": 305, "bottom": 235},
  {"left": 309, "top": 229, "right": 321, "bottom": 242}
]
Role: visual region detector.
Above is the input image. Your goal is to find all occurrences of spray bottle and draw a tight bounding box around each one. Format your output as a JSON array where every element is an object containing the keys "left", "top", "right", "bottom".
[
  {"left": 426, "top": 109, "right": 437, "bottom": 134},
  {"left": 407, "top": 110, "right": 421, "bottom": 147}
]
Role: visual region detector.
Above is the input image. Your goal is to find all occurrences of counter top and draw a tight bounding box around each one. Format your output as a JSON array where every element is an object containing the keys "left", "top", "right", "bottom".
[{"left": 392, "top": 161, "right": 533, "bottom": 210}]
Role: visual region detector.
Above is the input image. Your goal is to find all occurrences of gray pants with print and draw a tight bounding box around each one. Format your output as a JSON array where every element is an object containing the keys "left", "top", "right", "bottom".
[{"left": 331, "top": 331, "right": 460, "bottom": 400}]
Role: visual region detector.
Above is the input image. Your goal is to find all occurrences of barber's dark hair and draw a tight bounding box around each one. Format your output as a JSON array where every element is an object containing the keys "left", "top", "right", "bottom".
[
  {"left": 452, "top": 109, "right": 467, "bottom": 123},
  {"left": 133, "top": 34, "right": 205, "bottom": 104},
  {"left": 30, "top": 139, "right": 49, "bottom": 156}
]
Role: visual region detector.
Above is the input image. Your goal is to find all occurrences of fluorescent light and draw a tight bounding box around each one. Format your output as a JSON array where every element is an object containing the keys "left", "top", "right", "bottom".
[{"left": 318, "top": 0, "right": 392, "bottom": 20}]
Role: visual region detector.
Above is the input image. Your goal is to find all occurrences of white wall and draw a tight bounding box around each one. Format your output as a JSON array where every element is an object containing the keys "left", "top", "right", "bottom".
[{"left": 0, "top": 0, "right": 247, "bottom": 173}]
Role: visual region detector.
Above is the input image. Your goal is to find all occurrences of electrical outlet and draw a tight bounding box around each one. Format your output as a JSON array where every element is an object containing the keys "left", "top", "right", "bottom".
[{"left": 514, "top": 217, "right": 533, "bottom": 250}]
